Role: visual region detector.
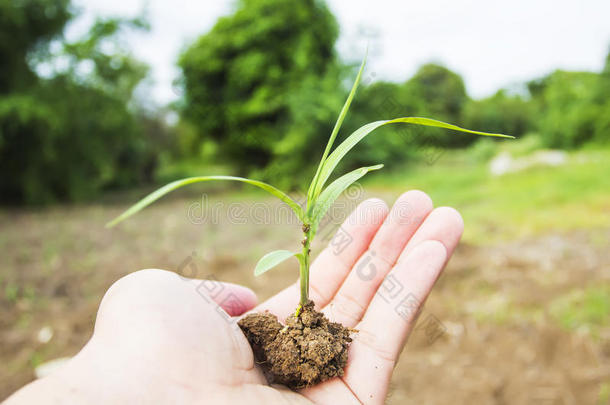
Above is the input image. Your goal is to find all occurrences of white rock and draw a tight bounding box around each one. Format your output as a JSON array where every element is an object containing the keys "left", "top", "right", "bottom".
[
  {"left": 489, "top": 152, "right": 514, "bottom": 176},
  {"left": 489, "top": 150, "right": 567, "bottom": 176},
  {"left": 532, "top": 150, "right": 567, "bottom": 166}
]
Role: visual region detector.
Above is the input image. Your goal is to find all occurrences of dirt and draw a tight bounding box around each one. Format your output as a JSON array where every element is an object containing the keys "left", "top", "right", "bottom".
[
  {"left": 238, "top": 300, "right": 352, "bottom": 389},
  {"left": 0, "top": 195, "right": 609, "bottom": 403}
]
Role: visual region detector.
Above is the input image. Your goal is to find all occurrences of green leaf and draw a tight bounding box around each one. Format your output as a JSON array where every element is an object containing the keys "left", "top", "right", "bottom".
[
  {"left": 106, "top": 176, "right": 303, "bottom": 227},
  {"left": 307, "top": 50, "right": 368, "bottom": 204},
  {"left": 309, "top": 164, "right": 383, "bottom": 237},
  {"left": 254, "top": 250, "right": 300, "bottom": 276},
  {"left": 312, "top": 117, "right": 514, "bottom": 197}
]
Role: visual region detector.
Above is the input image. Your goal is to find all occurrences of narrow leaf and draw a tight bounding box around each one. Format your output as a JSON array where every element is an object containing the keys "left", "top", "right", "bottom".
[
  {"left": 309, "top": 164, "right": 383, "bottom": 237},
  {"left": 106, "top": 175, "right": 303, "bottom": 227},
  {"left": 254, "top": 250, "right": 299, "bottom": 276},
  {"left": 307, "top": 50, "right": 368, "bottom": 204},
  {"left": 312, "top": 117, "right": 514, "bottom": 197}
]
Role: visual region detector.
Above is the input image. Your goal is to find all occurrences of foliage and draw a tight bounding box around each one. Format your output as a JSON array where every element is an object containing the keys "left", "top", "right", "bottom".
[
  {"left": 529, "top": 70, "right": 601, "bottom": 148},
  {"left": 178, "top": 0, "right": 340, "bottom": 176},
  {"left": 463, "top": 90, "right": 533, "bottom": 138},
  {"left": 0, "top": 83, "right": 146, "bottom": 203},
  {"left": 0, "top": 0, "right": 72, "bottom": 93},
  {"left": 253, "top": 64, "right": 346, "bottom": 191},
  {"left": 407, "top": 64, "right": 468, "bottom": 125},
  {"left": 0, "top": 2, "right": 162, "bottom": 204},
  {"left": 4, "top": 0, "right": 610, "bottom": 207},
  {"left": 174, "top": 2, "right": 610, "bottom": 191},
  {"left": 591, "top": 50, "right": 610, "bottom": 145},
  {"left": 343, "top": 81, "right": 420, "bottom": 168}
]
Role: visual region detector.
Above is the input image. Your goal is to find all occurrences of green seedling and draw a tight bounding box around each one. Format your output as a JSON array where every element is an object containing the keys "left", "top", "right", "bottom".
[{"left": 107, "top": 55, "right": 513, "bottom": 316}]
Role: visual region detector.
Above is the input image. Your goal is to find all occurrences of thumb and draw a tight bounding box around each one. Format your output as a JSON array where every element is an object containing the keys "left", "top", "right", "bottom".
[{"left": 186, "top": 278, "right": 258, "bottom": 316}]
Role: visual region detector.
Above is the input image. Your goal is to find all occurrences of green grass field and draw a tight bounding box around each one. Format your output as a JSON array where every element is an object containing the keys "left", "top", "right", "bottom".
[{"left": 365, "top": 143, "right": 610, "bottom": 243}]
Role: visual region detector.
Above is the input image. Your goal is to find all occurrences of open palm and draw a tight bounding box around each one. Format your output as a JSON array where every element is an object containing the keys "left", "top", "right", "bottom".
[{"left": 5, "top": 190, "right": 463, "bottom": 405}]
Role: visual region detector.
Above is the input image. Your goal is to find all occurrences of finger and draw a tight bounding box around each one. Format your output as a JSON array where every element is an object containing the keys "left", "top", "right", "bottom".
[
  {"left": 322, "top": 190, "right": 433, "bottom": 326},
  {"left": 256, "top": 198, "right": 389, "bottom": 319},
  {"left": 339, "top": 241, "right": 447, "bottom": 403},
  {"left": 185, "top": 279, "right": 258, "bottom": 316},
  {"left": 397, "top": 206, "right": 464, "bottom": 264},
  {"left": 344, "top": 208, "right": 463, "bottom": 402},
  {"left": 357, "top": 207, "right": 463, "bottom": 356}
]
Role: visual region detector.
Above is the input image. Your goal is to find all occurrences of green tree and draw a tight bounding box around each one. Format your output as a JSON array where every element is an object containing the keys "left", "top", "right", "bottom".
[
  {"left": 403, "top": 63, "right": 472, "bottom": 148},
  {"left": 340, "top": 80, "right": 418, "bottom": 168},
  {"left": 178, "top": 0, "right": 339, "bottom": 178},
  {"left": 0, "top": 0, "right": 71, "bottom": 92},
  {"left": 462, "top": 90, "right": 534, "bottom": 138},
  {"left": 529, "top": 70, "right": 599, "bottom": 148},
  {"left": 591, "top": 49, "right": 610, "bottom": 145},
  {"left": 0, "top": 5, "right": 160, "bottom": 204},
  {"left": 338, "top": 63, "right": 470, "bottom": 171},
  {"left": 407, "top": 64, "right": 467, "bottom": 121},
  {"left": 254, "top": 64, "right": 346, "bottom": 190}
]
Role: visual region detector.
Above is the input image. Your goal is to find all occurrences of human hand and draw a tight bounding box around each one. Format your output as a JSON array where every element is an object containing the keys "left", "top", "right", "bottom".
[{"left": 5, "top": 191, "right": 463, "bottom": 405}]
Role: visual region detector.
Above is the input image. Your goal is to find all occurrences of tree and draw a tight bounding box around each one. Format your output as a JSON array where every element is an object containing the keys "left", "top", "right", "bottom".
[
  {"left": 0, "top": 0, "right": 71, "bottom": 93},
  {"left": 407, "top": 64, "right": 467, "bottom": 121},
  {"left": 0, "top": 3, "right": 161, "bottom": 204},
  {"left": 338, "top": 63, "right": 471, "bottom": 172},
  {"left": 403, "top": 63, "right": 472, "bottom": 148},
  {"left": 529, "top": 70, "right": 599, "bottom": 148},
  {"left": 339, "top": 80, "right": 419, "bottom": 169},
  {"left": 591, "top": 49, "right": 610, "bottom": 145},
  {"left": 462, "top": 90, "right": 534, "bottom": 138},
  {"left": 178, "top": 0, "right": 339, "bottom": 178}
]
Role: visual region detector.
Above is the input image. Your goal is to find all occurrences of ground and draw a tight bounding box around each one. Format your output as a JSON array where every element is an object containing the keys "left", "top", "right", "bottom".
[{"left": 1, "top": 147, "right": 609, "bottom": 403}]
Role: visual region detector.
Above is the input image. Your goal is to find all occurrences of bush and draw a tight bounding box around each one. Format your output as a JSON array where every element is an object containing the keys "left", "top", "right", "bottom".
[
  {"left": 529, "top": 70, "right": 600, "bottom": 149},
  {"left": 0, "top": 7, "right": 165, "bottom": 204},
  {"left": 463, "top": 90, "right": 534, "bottom": 138},
  {"left": 0, "top": 79, "right": 158, "bottom": 204}
]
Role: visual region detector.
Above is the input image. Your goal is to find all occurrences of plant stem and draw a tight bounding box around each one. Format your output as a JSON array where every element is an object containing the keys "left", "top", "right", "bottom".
[{"left": 298, "top": 225, "right": 312, "bottom": 310}]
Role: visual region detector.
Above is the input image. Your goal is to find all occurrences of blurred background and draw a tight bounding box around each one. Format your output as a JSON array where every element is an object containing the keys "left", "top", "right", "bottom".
[{"left": 1, "top": 0, "right": 609, "bottom": 403}]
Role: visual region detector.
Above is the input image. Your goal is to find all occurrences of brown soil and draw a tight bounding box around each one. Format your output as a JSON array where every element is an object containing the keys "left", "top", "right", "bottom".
[
  {"left": 1, "top": 195, "right": 609, "bottom": 403},
  {"left": 238, "top": 300, "right": 352, "bottom": 389}
]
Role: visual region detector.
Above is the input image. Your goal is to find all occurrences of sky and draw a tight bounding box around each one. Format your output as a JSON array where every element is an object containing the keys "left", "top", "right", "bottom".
[{"left": 69, "top": 0, "right": 610, "bottom": 105}]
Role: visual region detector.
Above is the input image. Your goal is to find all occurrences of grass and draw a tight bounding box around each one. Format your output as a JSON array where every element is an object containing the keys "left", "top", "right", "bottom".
[
  {"left": 550, "top": 285, "right": 610, "bottom": 335},
  {"left": 366, "top": 143, "right": 610, "bottom": 243},
  {"left": 153, "top": 141, "right": 610, "bottom": 245},
  {"left": 461, "top": 284, "right": 610, "bottom": 336},
  {"left": 599, "top": 382, "right": 610, "bottom": 405}
]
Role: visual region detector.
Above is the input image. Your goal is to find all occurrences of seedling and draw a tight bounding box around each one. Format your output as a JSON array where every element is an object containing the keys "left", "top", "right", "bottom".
[{"left": 107, "top": 55, "right": 512, "bottom": 315}]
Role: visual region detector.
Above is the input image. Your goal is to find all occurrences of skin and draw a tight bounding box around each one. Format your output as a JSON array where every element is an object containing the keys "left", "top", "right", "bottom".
[{"left": 5, "top": 190, "right": 463, "bottom": 405}]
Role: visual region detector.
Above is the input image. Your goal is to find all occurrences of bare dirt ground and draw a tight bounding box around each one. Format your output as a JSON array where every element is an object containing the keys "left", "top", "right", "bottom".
[{"left": 1, "top": 191, "right": 609, "bottom": 403}]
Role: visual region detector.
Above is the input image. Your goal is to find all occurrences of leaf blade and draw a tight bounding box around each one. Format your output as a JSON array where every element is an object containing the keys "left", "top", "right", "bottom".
[
  {"left": 254, "top": 250, "right": 299, "bottom": 276},
  {"left": 106, "top": 175, "right": 303, "bottom": 227},
  {"left": 307, "top": 50, "right": 368, "bottom": 203},
  {"left": 313, "top": 117, "right": 514, "bottom": 197},
  {"left": 310, "top": 164, "right": 383, "bottom": 237}
]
